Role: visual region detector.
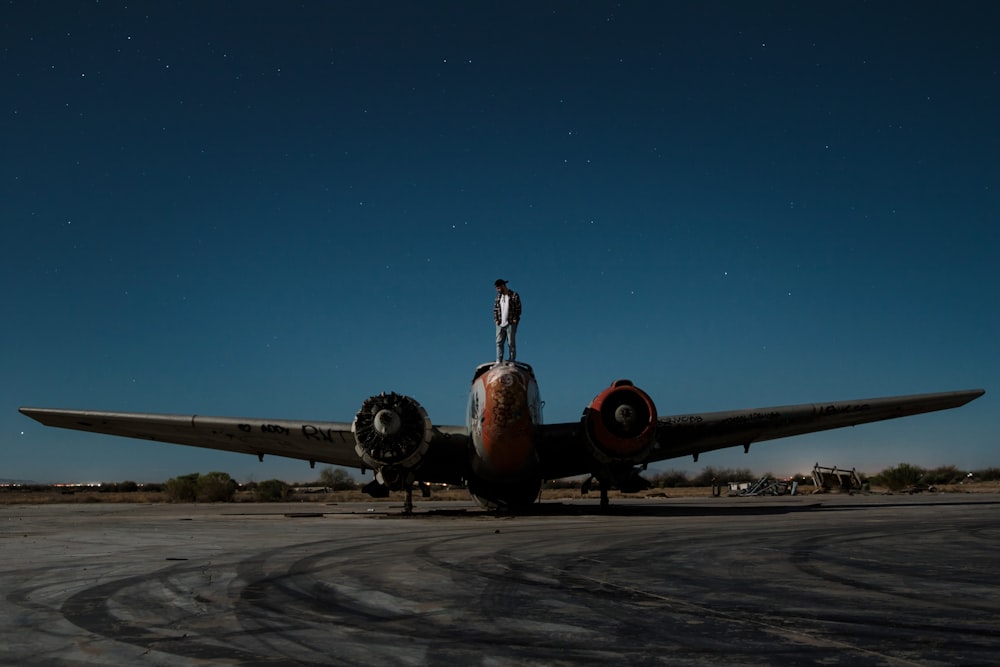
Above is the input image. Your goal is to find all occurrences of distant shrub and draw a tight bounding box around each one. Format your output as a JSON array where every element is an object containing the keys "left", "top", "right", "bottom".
[
  {"left": 255, "top": 479, "right": 292, "bottom": 502},
  {"left": 97, "top": 480, "right": 139, "bottom": 493},
  {"left": 164, "top": 472, "right": 237, "bottom": 502},
  {"left": 649, "top": 470, "right": 689, "bottom": 488},
  {"left": 691, "top": 466, "right": 756, "bottom": 486},
  {"left": 165, "top": 473, "right": 200, "bottom": 502},
  {"left": 788, "top": 473, "right": 815, "bottom": 487},
  {"left": 197, "top": 472, "right": 238, "bottom": 502},
  {"left": 872, "top": 463, "right": 925, "bottom": 491},
  {"left": 921, "top": 465, "right": 964, "bottom": 486},
  {"left": 971, "top": 467, "right": 1000, "bottom": 482},
  {"left": 318, "top": 467, "right": 358, "bottom": 491}
]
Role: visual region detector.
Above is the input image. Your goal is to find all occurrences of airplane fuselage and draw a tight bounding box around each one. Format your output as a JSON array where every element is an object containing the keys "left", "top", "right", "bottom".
[{"left": 465, "top": 361, "right": 544, "bottom": 507}]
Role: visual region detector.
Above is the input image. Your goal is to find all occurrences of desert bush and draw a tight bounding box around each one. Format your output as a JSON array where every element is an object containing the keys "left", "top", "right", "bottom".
[
  {"left": 164, "top": 473, "right": 200, "bottom": 502},
  {"left": 921, "top": 465, "right": 965, "bottom": 485},
  {"left": 691, "top": 466, "right": 756, "bottom": 486},
  {"left": 197, "top": 471, "right": 238, "bottom": 502},
  {"left": 255, "top": 479, "right": 292, "bottom": 502},
  {"left": 164, "top": 472, "right": 237, "bottom": 502},
  {"left": 96, "top": 480, "right": 139, "bottom": 492},
  {"left": 317, "top": 467, "right": 358, "bottom": 491},
  {"left": 649, "top": 470, "right": 689, "bottom": 488},
  {"left": 871, "top": 463, "right": 925, "bottom": 491}
]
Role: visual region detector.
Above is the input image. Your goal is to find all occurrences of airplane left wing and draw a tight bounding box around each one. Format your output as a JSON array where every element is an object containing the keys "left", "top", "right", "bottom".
[
  {"left": 649, "top": 388, "right": 985, "bottom": 463},
  {"left": 20, "top": 403, "right": 474, "bottom": 494},
  {"left": 19, "top": 408, "right": 367, "bottom": 468},
  {"left": 537, "top": 389, "right": 985, "bottom": 480}
]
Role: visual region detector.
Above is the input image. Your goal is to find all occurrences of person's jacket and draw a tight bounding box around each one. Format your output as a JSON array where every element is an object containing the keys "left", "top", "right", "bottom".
[{"left": 493, "top": 290, "right": 521, "bottom": 325}]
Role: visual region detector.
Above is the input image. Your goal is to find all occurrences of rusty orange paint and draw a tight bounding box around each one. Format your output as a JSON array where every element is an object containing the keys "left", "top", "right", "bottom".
[{"left": 479, "top": 365, "right": 536, "bottom": 475}]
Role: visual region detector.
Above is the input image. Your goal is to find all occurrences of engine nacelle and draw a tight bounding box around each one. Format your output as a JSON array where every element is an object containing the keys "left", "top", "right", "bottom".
[
  {"left": 352, "top": 393, "right": 432, "bottom": 472},
  {"left": 582, "top": 380, "right": 658, "bottom": 463}
]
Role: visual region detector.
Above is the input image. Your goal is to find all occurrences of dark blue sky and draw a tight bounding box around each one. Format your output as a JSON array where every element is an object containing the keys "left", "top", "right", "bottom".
[{"left": 4, "top": 2, "right": 996, "bottom": 483}]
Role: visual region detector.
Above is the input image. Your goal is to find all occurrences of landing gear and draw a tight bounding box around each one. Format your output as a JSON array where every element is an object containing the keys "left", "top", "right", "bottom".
[
  {"left": 400, "top": 482, "right": 433, "bottom": 514},
  {"left": 582, "top": 475, "right": 611, "bottom": 509},
  {"left": 362, "top": 476, "right": 419, "bottom": 514},
  {"left": 404, "top": 485, "right": 413, "bottom": 514},
  {"left": 583, "top": 466, "right": 652, "bottom": 509}
]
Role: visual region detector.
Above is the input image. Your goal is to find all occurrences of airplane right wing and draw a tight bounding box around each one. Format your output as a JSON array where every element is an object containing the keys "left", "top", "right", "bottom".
[
  {"left": 649, "top": 389, "right": 986, "bottom": 463},
  {"left": 537, "top": 389, "right": 984, "bottom": 480}
]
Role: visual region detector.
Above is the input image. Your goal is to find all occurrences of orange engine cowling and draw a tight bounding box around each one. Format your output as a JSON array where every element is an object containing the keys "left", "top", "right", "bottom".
[{"left": 582, "top": 380, "right": 658, "bottom": 463}]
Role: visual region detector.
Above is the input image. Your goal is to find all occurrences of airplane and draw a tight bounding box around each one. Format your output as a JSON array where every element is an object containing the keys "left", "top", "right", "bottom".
[{"left": 20, "top": 361, "right": 984, "bottom": 511}]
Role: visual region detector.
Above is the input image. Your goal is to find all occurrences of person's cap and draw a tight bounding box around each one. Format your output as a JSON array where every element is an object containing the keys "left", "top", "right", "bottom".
[{"left": 494, "top": 279, "right": 508, "bottom": 287}]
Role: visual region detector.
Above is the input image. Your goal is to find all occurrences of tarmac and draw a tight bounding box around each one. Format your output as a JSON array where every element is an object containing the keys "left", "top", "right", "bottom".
[{"left": 2, "top": 494, "right": 998, "bottom": 666}]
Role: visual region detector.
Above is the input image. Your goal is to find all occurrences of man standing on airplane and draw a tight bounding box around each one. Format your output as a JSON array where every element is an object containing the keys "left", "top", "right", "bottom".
[{"left": 493, "top": 279, "right": 521, "bottom": 363}]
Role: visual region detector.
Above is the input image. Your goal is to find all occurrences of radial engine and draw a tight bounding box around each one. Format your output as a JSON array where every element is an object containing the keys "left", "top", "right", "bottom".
[
  {"left": 352, "top": 392, "right": 432, "bottom": 490},
  {"left": 582, "top": 379, "right": 658, "bottom": 493}
]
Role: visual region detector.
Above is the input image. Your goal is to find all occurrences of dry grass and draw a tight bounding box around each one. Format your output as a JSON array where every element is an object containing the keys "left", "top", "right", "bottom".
[
  {"left": 2, "top": 480, "right": 998, "bottom": 505},
  {"left": 0, "top": 490, "right": 169, "bottom": 505}
]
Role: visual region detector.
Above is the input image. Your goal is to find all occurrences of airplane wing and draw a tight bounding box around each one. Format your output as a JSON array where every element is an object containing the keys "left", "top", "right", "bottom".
[
  {"left": 20, "top": 388, "right": 984, "bottom": 491},
  {"left": 648, "top": 389, "right": 985, "bottom": 462},
  {"left": 17, "top": 407, "right": 470, "bottom": 475},
  {"left": 537, "top": 389, "right": 984, "bottom": 480}
]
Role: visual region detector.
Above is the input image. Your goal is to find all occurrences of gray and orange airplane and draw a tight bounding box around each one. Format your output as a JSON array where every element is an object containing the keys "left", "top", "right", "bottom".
[{"left": 20, "top": 362, "right": 984, "bottom": 511}]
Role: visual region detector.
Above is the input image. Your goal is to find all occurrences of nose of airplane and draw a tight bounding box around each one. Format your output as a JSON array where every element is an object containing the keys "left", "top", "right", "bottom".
[{"left": 475, "top": 364, "right": 537, "bottom": 477}]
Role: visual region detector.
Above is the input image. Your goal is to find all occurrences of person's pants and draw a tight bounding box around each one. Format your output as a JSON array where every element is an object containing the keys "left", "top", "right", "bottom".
[{"left": 496, "top": 323, "right": 517, "bottom": 362}]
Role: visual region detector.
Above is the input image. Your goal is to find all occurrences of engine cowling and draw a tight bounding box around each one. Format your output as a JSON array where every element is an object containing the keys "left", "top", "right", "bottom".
[
  {"left": 582, "top": 380, "right": 658, "bottom": 463},
  {"left": 352, "top": 393, "right": 432, "bottom": 472}
]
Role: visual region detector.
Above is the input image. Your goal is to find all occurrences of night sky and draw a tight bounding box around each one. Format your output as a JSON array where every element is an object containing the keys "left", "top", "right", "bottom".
[{"left": 4, "top": 2, "right": 997, "bottom": 484}]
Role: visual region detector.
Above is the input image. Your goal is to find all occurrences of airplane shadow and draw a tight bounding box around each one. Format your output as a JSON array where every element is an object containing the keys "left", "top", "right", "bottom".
[
  {"left": 408, "top": 501, "right": 826, "bottom": 519},
  {"left": 809, "top": 498, "right": 1000, "bottom": 512},
  {"left": 327, "top": 494, "right": 1000, "bottom": 519}
]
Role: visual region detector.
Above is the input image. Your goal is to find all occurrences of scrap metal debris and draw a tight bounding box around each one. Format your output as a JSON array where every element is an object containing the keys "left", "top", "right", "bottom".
[
  {"left": 729, "top": 476, "right": 797, "bottom": 496},
  {"left": 811, "top": 463, "right": 863, "bottom": 493}
]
